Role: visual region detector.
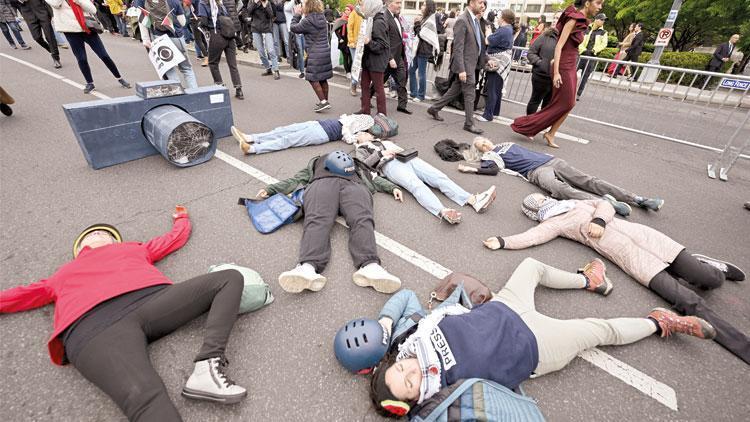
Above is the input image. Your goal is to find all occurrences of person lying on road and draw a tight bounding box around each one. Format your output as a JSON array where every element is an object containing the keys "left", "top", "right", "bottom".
[
  {"left": 353, "top": 132, "right": 496, "bottom": 224},
  {"left": 256, "top": 150, "right": 403, "bottom": 294},
  {"left": 231, "top": 113, "right": 375, "bottom": 155},
  {"left": 337, "top": 258, "right": 714, "bottom": 418},
  {"left": 0, "top": 206, "right": 250, "bottom": 422},
  {"left": 484, "top": 193, "right": 749, "bottom": 365}
]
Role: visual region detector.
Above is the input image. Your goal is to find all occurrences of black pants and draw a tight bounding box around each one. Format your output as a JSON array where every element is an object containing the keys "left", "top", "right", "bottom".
[
  {"left": 190, "top": 21, "right": 208, "bottom": 58},
  {"left": 71, "top": 270, "right": 244, "bottom": 422},
  {"left": 526, "top": 73, "right": 553, "bottom": 115},
  {"left": 576, "top": 54, "right": 596, "bottom": 97},
  {"left": 208, "top": 32, "right": 242, "bottom": 88},
  {"left": 300, "top": 178, "right": 380, "bottom": 273},
  {"left": 649, "top": 249, "right": 750, "bottom": 364},
  {"left": 339, "top": 46, "right": 352, "bottom": 73},
  {"left": 431, "top": 74, "right": 476, "bottom": 126},
  {"left": 64, "top": 32, "right": 121, "bottom": 84},
  {"left": 383, "top": 58, "right": 408, "bottom": 109},
  {"left": 16, "top": 0, "right": 58, "bottom": 60},
  {"left": 612, "top": 51, "right": 640, "bottom": 80}
]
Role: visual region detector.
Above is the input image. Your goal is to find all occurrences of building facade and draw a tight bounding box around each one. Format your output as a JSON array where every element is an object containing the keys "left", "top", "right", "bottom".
[{"left": 401, "top": 0, "right": 564, "bottom": 22}]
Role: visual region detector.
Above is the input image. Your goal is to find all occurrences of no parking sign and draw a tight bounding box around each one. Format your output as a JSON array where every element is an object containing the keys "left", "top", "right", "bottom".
[
  {"left": 654, "top": 28, "right": 673, "bottom": 47},
  {"left": 148, "top": 35, "right": 186, "bottom": 78}
]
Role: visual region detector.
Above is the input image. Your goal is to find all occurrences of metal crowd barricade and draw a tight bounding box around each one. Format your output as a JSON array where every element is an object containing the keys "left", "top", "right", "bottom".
[{"left": 498, "top": 47, "right": 750, "bottom": 179}]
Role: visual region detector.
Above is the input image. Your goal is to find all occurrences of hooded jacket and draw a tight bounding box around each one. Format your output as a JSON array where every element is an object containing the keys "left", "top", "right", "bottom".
[{"left": 527, "top": 28, "right": 557, "bottom": 78}]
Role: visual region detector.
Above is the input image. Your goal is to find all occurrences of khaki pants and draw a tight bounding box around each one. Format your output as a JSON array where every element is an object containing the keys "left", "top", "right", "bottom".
[{"left": 493, "top": 258, "right": 656, "bottom": 376}]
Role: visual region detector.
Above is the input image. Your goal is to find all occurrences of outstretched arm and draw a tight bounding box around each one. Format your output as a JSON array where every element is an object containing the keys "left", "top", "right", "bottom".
[
  {"left": 143, "top": 206, "right": 192, "bottom": 263},
  {"left": 0, "top": 278, "right": 55, "bottom": 313},
  {"left": 484, "top": 220, "right": 561, "bottom": 250}
]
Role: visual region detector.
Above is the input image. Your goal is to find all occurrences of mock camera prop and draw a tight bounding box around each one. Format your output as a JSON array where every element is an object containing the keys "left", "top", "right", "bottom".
[{"left": 62, "top": 81, "right": 233, "bottom": 169}]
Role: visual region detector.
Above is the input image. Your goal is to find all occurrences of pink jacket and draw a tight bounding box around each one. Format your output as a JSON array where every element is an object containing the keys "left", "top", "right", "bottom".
[{"left": 501, "top": 200, "right": 684, "bottom": 286}]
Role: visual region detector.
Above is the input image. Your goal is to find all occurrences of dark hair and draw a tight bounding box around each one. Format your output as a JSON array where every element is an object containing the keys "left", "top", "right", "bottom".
[
  {"left": 573, "top": 0, "right": 587, "bottom": 7},
  {"left": 500, "top": 8, "right": 515, "bottom": 26},
  {"left": 369, "top": 352, "right": 414, "bottom": 419},
  {"left": 449, "top": 10, "right": 455, "bottom": 18},
  {"left": 636, "top": 22, "right": 643, "bottom": 28},
  {"left": 422, "top": 0, "right": 436, "bottom": 20}
]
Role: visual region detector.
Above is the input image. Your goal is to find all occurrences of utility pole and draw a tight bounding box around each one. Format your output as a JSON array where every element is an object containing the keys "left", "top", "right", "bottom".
[{"left": 642, "top": 0, "right": 683, "bottom": 82}]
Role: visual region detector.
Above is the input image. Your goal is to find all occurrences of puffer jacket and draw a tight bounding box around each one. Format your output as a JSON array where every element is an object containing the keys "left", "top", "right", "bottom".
[
  {"left": 290, "top": 12, "right": 332, "bottom": 81},
  {"left": 45, "top": 0, "right": 97, "bottom": 33},
  {"left": 362, "top": 9, "right": 389, "bottom": 72},
  {"left": 0, "top": 0, "right": 18, "bottom": 22},
  {"left": 223, "top": 0, "right": 241, "bottom": 31},
  {"left": 247, "top": 0, "right": 273, "bottom": 33},
  {"left": 500, "top": 199, "right": 684, "bottom": 286}
]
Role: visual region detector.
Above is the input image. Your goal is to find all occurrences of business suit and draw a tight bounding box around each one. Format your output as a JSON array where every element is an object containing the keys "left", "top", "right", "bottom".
[
  {"left": 429, "top": 9, "right": 484, "bottom": 128},
  {"left": 708, "top": 42, "right": 733, "bottom": 72},
  {"left": 383, "top": 9, "right": 408, "bottom": 109}
]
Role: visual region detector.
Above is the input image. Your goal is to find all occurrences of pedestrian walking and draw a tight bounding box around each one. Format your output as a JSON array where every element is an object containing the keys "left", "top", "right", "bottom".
[
  {"left": 576, "top": 12, "right": 607, "bottom": 100},
  {"left": 289, "top": 0, "right": 331, "bottom": 111},
  {"left": 408, "top": 0, "right": 439, "bottom": 102},
  {"left": 185, "top": 0, "right": 208, "bottom": 65},
  {"left": 105, "top": 0, "right": 127, "bottom": 36},
  {"left": 510, "top": 0, "right": 601, "bottom": 148},
  {"left": 346, "top": 0, "right": 363, "bottom": 94},
  {"left": 271, "top": 0, "right": 288, "bottom": 59},
  {"left": 248, "top": 0, "right": 280, "bottom": 79},
  {"left": 477, "top": 8, "right": 513, "bottom": 123},
  {"left": 0, "top": 0, "right": 31, "bottom": 49},
  {"left": 612, "top": 22, "right": 643, "bottom": 79},
  {"left": 525, "top": 25, "right": 556, "bottom": 114},
  {"left": 359, "top": 0, "right": 389, "bottom": 115},
  {"left": 608, "top": 22, "right": 634, "bottom": 77},
  {"left": 383, "top": 0, "right": 410, "bottom": 114},
  {"left": 284, "top": 0, "right": 304, "bottom": 76},
  {"left": 46, "top": 0, "right": 130, "bottom": 93},
  {"left": 14, "top": 0, "right": 61, "bottom": 67},
  {"left": 707, "top": 34, "right": 739, "bottom": 72},
  {"left": 426, "top": 0, "right": 486, "bottom": 135},
  {"left": 333, "top": 4, "right": 353, "bottom": 78},
  {"left": 198, "top": 0, "right": 244, "bottom": 99}
]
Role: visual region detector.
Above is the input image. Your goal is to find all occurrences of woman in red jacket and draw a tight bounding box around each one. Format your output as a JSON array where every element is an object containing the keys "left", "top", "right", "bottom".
[{"left": 0, "top": 206, "right": 247, "bottom": 422}]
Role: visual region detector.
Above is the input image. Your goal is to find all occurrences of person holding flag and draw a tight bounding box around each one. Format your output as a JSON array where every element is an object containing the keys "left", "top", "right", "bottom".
[{"left": 136, "top": 0, "right": 198, "bottom": 89}]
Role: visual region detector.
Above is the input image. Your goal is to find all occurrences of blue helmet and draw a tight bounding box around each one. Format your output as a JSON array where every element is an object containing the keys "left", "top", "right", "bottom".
[
  {"left": 334, "top": 318, "right": 389, "bottom": 374},
  {"left": 324, "top": 150, "right": 356, "bottom": 176}
]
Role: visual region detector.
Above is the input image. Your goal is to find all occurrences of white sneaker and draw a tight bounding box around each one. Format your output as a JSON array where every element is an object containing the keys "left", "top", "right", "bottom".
[
  {"left": 412, "top": 98, "right": 422, "bottom": 103},
  {"left": 278, "top": 263, "right": 327, "bottom": 293},
  {"left": 352, "top": 263, "right": 401, "bottom": 293},
  {"left": 471, "top": 185, "right": 496, "bottom": 213},
  {"left": 182, "top": 357, "right": 247, "bottom": 404},
  {"left": 475, "top": 115, "right": 489, "bottom": 122}
]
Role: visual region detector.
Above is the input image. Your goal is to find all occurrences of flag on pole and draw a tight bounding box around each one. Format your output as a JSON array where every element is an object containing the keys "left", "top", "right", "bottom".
[
  {"left": 138, "top": 7, "right": 151, "bottom": 28},
  {"left": 161, "top": 8, "right": 175, "bottom": 33}
]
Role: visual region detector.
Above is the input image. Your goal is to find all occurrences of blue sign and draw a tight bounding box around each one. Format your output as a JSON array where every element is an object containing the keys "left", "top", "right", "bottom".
[
  {"left": 667, "top": 10, "right": 678, "bottom": 22},
  {"left": 719, "top": 78, "right": 750, "bottom": 91}
]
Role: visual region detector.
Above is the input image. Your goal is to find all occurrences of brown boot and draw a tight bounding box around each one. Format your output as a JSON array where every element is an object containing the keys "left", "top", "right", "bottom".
[
  {"left": 580, "top": 258, "right": 613, "bottom": 296},
  {"left": 648, "top": 308, "right": 716, "bottom": 340},
  {"left": 201, "top": 57, "right": 208, "bottom": 67}
]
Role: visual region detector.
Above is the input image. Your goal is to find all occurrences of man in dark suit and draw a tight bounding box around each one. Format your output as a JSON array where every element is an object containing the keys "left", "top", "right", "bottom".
[
  {"left": 383, "top": 0, "right": 410, "bottom": 114},
  {"left": 613, "top": 22, "right": 643, "bottom": 80},
  {"left": 427, "top": 0, "right": 486, "bottom": 134},
  {"left": 708, "top": 34, "right": 740, "bottom": 72},
  {"left": 12, "top": 0, "right": 60, "bottom": 68}
]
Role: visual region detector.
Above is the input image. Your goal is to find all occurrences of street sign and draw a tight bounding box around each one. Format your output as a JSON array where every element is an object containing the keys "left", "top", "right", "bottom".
[
  {"left": 719, "top": 78, "right": 750, "bottom": 91},
  {"left": 654, "top": 28, "right": 673, "bottom": 47},
  {"left": 667, "top": 9, "right": 679, "bottom": 22}
]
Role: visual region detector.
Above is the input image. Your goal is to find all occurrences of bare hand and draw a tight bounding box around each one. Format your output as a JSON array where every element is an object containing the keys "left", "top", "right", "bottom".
[
  {"left": 382, "top": 150, "right": 396, "bottom": 159},
  {"left": 393, "top": 189, "right": 403, "bottom": 202},
  {"left": 459, "top": 71, "right": 467, "bottom": 82},
  {"left": 256, "top": 189, "right": 269, "bottom": 199},
  {"left": 587, "top": 223, "right": 604, "bottom": 238},
  {"left": 293, "top": 4, "right": 302, "bottom": 14},
  {"left": 483, "top": 237, "right": 501, "bottom": 250},
  {"left": 172, "top": 205, "right": 188, "bottom": 219},
  {"left": 722, "top": 57, "right": 729, "bottom": 62},
  {"left": 389, "top": 58, "right": 397, "bottom": 68},
  {"left": 142, "top": 40, "right": 152, "bottom": 49},
  {"left": 553, "top": 73, "right": 562, "bottom": 88}
]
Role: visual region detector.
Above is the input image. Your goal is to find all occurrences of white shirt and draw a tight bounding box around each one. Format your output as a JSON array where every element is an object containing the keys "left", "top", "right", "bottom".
[{"left": 387, "top": 9, "right": 401, "bottom": 35}]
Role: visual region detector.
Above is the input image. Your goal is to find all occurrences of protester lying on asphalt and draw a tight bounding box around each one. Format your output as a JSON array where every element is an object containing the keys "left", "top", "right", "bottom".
[
  {"left": 441, "top": 137, "right": 663, "bottom": 216},
  {"left": 353, "top": 132, "right": 496, "bottom": 224},
  {"left": 0, "top": 206, "right": 253, "bottom": 421},
  {"left": 484, "top": 194, "right": 749, "bottom": 365},
  {"left": 256, "top": 150, "right": 403, "bottom": 294},
  {"left": 231, "top": 114, "right": 375, "bottom": 155},
  {"left": 337, "top": 258, "right": 715, "bottom": 418}
]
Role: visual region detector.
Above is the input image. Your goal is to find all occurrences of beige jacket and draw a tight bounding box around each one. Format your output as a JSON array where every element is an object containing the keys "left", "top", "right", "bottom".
[
  {"left": 46, "top": 0, "right": 97, "bottom": 33},
  {"left": 502, "top": 200, "right": 684, "bottom": 286}
]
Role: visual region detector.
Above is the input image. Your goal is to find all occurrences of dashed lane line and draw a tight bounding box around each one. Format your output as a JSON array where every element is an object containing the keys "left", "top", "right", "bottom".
[{"left": 1, "top": 52, "right": 678, "bottom": 412}]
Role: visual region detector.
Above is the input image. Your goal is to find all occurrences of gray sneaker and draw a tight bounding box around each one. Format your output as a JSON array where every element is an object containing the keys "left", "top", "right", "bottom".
[
  {"left": 639, "top": 197, "right": 664, "bottom": 211},
  {"left": 692, "top": 254, "right": 745, "bottom": 281},
  {"left": 603, "top": 194, "right": 631, "bottom": 217}
]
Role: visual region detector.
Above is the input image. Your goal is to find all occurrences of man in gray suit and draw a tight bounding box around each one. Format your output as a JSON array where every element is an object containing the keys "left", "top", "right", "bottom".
[{"left": 427, "top": 0, "right": 486, "bottom": 134}]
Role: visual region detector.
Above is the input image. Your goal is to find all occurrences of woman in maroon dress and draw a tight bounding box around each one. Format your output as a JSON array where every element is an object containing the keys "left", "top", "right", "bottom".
[{"left": 511, "top": 0, "right": 602, "bottom": 148}]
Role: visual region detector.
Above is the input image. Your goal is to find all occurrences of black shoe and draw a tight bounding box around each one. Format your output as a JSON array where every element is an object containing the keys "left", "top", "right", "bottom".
[
  {"left": 83, "top": 83, "right": 95, "bottom": 94},
  {"left": 427, "top": 107, "right": 444, "bottom": 121},
  {"left": 396, "top": 107, "right": 412, "bottom": 115},
  {"left": 463, "top": 124, "right": 483, "bottom": 135},
  {"left": 314, "top": 101, "right": 331, "bottom": 112},
  {"left": 118, "top": 78, "right": 131, "bottom": 89},
  {"left": 235, "top": 88, "right": 244, "bottom": 100},
  {"left": 0, "top": 103, "right": 12, "bottom": 116},
  {"left": 273, "top": 70, "right": 280, "bottom": 80},
  {"left": 21, "top": 45, "right": 31, "bottom": 50},
  {"left": 261, "top": 69, "right": 272, "bottom": 76},
  {"left": 298, "top": 72, "right": 305, "bottom": 79},
  {"left": 53, "top": 59, "right": 62, "bottom": 69},
  {"left": 692, "top": 254, "right": 745, "bottom": 282}
]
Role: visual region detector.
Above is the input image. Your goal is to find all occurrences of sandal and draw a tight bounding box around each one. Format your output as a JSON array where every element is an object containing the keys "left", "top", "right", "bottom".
[{"left": 440, "top": 209, "right": 462, "bottom": 224}]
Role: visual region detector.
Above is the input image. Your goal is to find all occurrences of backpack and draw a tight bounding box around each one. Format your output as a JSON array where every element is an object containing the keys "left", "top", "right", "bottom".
[
  {"left": 409, "top": 378, "right": 545, "bottom": 422},
  {"left": 238, "top": 188, "right": 305, "bottom": 234},
  {"left": 368, "top": 113, "right": 399, "bottom": 139},
  {"left": 145, "top": 0, "right": 175, "bottom": 34}
]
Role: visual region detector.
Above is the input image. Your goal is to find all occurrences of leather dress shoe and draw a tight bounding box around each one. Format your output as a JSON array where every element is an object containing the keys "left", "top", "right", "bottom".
[
  {"left": 463, "top": 124, "right": 483, "bottom": 134},
  {"left": 396, "top": 107, "right": 412, "bottom": 115},
  {"left": 427, "top": 108, "right": 444, "bottom": 121}
]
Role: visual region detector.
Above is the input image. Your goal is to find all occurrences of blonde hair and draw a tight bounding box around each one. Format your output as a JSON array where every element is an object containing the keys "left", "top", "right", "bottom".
[{"left": 304, "top": 0, "right": 324, "bottom": 14}]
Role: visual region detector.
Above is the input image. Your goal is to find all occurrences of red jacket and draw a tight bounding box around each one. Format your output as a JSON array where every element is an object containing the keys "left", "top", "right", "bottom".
[{"left": 0, "top": 214, "right": 191, "bottom": 365}]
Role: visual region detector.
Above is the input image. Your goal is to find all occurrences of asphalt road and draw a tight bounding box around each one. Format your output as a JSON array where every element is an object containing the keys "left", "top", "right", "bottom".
[{"left": 1, "top": 35, "right": 749, "bottom": 422}]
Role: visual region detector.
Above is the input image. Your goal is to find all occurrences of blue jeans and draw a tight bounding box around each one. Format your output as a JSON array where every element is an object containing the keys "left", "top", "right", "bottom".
[
  {"left": 482, "top": 71, "right": 504, "bottom": 121},
  {"left": 349, "top": 46, "right": 357, "bottom": 84},
  {"left": 114, "top": 15, "right": 129, "bottom": 37},
  {"left": 0, "top": 21, "right": 27, "bottom": 47},
  {"left": 163, "top": 37, "right": 198, "bottom": 89},
  {"left": 382, "top": 158, "right": 470, "bottom": 216},
  {"left": 54, "top": 29, "right": 67, "bottom": 46},
  {"left": 296, "top": 34, "right": 305, "bottom": 72},
  {"left": 252, "top": 32, "right": 278, "bottom": 71},
  {"left": 408, "top": 55, "right": 428, "bottom": 100},
  {"left": 273, "top": 22, "right": 289, "bottom": 57},
  {"left": 251, "top": 121, "right": 330, "bottom": 154}
]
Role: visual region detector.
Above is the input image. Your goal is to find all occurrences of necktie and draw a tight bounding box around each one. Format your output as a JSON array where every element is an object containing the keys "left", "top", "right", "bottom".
[{"left": 472, "top": 17, "right": 481, "bottom": 49}]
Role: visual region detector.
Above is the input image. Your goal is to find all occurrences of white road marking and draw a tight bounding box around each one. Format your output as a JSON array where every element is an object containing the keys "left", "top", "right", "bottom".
[{"left": 3, "top": 53, "right": 678, "bottom": 412}]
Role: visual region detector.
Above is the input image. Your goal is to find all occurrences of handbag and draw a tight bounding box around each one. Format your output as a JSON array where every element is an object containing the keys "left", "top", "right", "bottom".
[
  {"left": 484, "top": 50, "right": 512, "bottom": 74},
  {"left": 238, "top": 189, "right": 304, "bottom": 234},
  {"left": 395, "top": 148, "right": 418, "bottom": 162},
  {"left": 84, "top": 15, "right": 103, "bottom": 34},
  {"left": 430, "top": 272, "right": 492, "bottom": 308}
]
